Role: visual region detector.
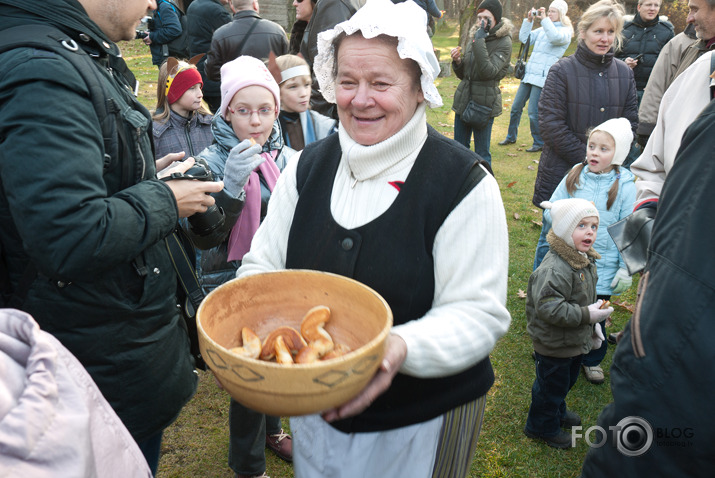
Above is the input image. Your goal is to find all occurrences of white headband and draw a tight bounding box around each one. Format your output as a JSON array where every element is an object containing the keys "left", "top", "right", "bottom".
[
  {"left": 280, "top": 65, "right": 311, "bottom": 84},
  {"left": 313, "top": 0, "right": 443, "bottom": 108}
]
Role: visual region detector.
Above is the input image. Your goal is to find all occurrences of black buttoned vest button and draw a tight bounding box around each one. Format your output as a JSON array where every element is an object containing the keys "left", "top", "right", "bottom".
[{"left": 341, "top": 237, "right": 354, "bottom": 250}]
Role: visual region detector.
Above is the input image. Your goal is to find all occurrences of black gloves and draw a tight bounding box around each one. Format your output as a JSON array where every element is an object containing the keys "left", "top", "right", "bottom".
[{"left": 474, "top": 19, "right": 491, "bottom": 40}]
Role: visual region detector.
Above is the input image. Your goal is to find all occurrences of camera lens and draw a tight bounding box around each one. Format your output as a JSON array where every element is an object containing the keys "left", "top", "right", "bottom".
[
  {"left": 188, "top": 204, "right": 225, "bottom": 236},
  {"left": 182, "top": 161, "right": 226, "bottom": 236}
]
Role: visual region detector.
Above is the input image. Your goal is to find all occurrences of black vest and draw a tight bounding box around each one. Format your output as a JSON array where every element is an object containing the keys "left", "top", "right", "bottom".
[{"left": 286, "top": 126, "right": 495, "bottom": 432}]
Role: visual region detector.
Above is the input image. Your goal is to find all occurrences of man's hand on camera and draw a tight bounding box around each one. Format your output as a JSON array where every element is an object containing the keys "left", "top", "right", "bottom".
[
  {"left": 156, "top": 151, "right": 186, "bottom": 175},
  {"left": 163, "top": 157, "right": 225, "bottom": 218},
  {"left": 224, "top": 139, "right": 265, "bottom": 197}
]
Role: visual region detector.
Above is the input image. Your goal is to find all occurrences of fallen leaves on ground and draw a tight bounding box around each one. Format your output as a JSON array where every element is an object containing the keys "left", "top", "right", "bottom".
[
  {"left": 517, "top": 289, "right": 527, "bottom": 299},
  {"left": 612, "top": 299, "right": 635, "bottom": 313},
  {"left": 507, "top": 181, "right": 517, "bottom": 188}
]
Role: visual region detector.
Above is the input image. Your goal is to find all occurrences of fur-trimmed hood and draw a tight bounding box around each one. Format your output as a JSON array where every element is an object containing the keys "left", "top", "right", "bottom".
[
  {"left": 468, "top": 18, "right": 514, "bottom": 39},
  {"left": 546, "top": 230, "right": 600, "bottom": 269},
  {"left": 624, "top": 13, "right": 672, "bottom": 25}
]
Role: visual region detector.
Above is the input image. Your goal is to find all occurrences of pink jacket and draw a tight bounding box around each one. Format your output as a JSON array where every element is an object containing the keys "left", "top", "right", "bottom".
[{"left": 0, "top": 309, "right": 152, "bottom": 478}]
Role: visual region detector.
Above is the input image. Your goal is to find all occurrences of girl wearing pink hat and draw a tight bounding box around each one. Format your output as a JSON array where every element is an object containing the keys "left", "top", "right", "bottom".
[{"left": 199, "top": 55, "right": 297, "bottom": 478}]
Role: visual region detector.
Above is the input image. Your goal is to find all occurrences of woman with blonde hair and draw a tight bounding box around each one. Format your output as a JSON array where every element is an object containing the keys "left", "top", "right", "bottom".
[
  {"left": 498, "top": 0, "right": 573, "bottom": 152},
  {"left": 531, "top": 0, "right": 637, "bottom": 279}
]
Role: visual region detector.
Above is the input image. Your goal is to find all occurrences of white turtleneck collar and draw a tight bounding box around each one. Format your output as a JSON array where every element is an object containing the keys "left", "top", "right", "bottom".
[{"left": 338, "top": 103, "right": 428, "bottom": 183}]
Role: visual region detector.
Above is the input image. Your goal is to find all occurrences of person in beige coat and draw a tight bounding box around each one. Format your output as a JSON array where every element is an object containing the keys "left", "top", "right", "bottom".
[
  {"left": 631, "top": 51, "right": 714, "bottom": 209},
  {"left": 635, "top": 23, "right": 697, "bottom": 144}
]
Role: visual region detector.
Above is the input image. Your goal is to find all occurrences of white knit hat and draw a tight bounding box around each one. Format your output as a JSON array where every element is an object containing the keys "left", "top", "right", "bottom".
[
  {"left": 588, "top": 118, "right": 634, "bottom": 166},
  {"left": 549, "top": 0, "right": 568, "bottom": 19},
  {"left": 541, "top": 199, "right": 600, "bottom": 248},
  {"left": 313, "top": 0, "right": 443, "bottom": 108}
]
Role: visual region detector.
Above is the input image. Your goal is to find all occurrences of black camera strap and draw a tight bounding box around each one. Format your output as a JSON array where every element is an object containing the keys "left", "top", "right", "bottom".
[
  {"left": 517, "top": 34, "right": 531, "bottom": 63},
  {"left": 164, "top": 228, "right": 207, "bottom": 370},
  {"left": 235, "top": 18, "right": 261, "bottom": 57},
  {"left": 164, "top": 230, "right": 204, "bottom": 311}
]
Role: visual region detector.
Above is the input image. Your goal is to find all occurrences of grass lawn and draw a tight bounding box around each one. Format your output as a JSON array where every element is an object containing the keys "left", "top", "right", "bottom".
[{"left": 120, "top": 19, "right": 638, "bottom": 478}]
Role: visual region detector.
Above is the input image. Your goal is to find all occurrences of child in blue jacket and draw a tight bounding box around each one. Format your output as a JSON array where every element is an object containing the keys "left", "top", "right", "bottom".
[{"left": 544, "top": 117, "right": 636, "bottom": 384}]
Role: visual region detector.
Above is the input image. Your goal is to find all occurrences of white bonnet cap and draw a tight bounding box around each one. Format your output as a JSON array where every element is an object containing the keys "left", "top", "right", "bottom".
[
  {"left": 313, "top": 0, "right": 443, "bottom": 108},
  {"left": 541, "top": 199, "right": 600, "bottom": 248},
  {"left": 588, "top": 117, "right": 634, "bottom": 166},
  {"left": 549, "top": 0, "right": 568, "bottom": 19}
]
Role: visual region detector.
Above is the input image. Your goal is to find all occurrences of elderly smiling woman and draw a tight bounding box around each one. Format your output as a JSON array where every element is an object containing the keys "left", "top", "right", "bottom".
[{"left": 235, "top": 0, "right": 511, "bottom": 476}]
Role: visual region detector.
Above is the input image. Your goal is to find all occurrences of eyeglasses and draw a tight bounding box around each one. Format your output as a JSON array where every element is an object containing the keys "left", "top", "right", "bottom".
[{"left": 228, "top": 106, "right": 275, "bottom": 119}]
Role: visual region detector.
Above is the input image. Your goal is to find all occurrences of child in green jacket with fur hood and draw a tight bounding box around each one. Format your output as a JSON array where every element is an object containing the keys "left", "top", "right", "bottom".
[{"left": 524, "top": 198, "right": 614, "bottom": 449}]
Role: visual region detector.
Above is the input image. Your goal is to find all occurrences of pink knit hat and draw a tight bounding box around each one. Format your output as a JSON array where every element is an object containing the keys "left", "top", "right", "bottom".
[{"left": 219, "top": 56, "right": 281, "bottom": 119}]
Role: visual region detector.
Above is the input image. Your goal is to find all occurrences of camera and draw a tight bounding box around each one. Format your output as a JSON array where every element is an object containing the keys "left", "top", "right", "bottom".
[
  {"left": 185, "top": 162, "right": 226, "bottom": 236},
  {"left": 531, "top": 8, "right": 539, "bottom": 16},
  {"left": 167, "top": 161, "right": 226, "bottom": 236},
  {"left": 135, "top": 15, "right": 154, "bottom": 38}
]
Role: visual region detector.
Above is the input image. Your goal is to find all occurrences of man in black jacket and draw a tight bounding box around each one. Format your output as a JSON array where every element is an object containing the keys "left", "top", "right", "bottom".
[
  {"left": 187, "top": 0, "right": 231, "bottom": 112},
  {"left": 204, "top": 0, "right": 288, "bottom": 82},
  {"left": 615, "top": 0, "right": 673, "bottom": 166},
  {"left": 616, "top": 0, "right": 674, "bottom": 105},
  {"left": 0, "top": 0, "right": 226, "bottom": 473}
]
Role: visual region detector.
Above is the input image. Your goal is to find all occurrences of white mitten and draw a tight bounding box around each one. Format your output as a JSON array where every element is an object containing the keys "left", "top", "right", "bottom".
[
  {"left": 610, "top": 268, "right": 632, "bottom": 295},
  {"left": 587, "top": 300, "right": 613, "bottom": 324},
  {"left": 591, "top": 323, "right": 605, "bottom": 349}
]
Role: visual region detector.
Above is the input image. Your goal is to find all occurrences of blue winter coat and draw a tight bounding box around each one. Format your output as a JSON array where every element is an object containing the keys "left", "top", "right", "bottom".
[
  {"left": 545, "top": 165, "right": 636, "bottom": 294},
  {"left": 519, "top": 18, "right": 573, "bottom": 88},
  {"left": 148, "top": 0, "right": 184, "bottom": 66}
]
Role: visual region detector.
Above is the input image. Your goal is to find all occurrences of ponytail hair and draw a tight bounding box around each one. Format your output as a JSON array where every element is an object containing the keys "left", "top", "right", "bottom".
[
  {"left": 606, "top": 165, "right": 620, "bottom": 210},
  {"left": 565, "top": 162, "right": 586, "bottom": 196}
]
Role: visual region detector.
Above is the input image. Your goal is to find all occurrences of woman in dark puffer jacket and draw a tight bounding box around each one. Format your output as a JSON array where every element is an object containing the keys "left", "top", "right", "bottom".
[{"left": 532, "top": 0, "right": 637, "bottom": 270}]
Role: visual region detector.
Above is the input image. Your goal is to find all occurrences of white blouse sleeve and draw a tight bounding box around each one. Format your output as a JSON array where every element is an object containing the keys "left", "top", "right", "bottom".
[{"left": 392, "top": 169, "right": 512, "bottom": 378}]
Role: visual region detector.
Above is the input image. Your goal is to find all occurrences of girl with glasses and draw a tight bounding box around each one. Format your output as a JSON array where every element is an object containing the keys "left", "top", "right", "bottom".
[{"left": 192, "top": 55, "right": 298, "bottom": 478}]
